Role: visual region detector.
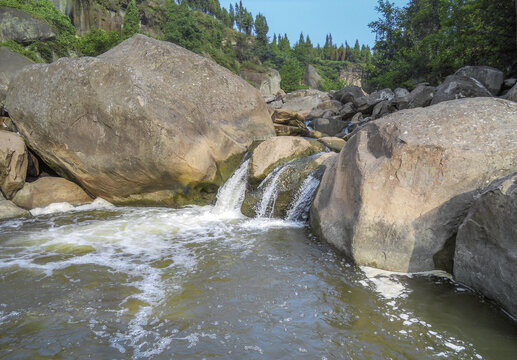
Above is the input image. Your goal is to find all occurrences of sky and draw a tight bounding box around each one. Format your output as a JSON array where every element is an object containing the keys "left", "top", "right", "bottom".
[{"left": 219, "top": 0, "right": 409, "bottom": 48}]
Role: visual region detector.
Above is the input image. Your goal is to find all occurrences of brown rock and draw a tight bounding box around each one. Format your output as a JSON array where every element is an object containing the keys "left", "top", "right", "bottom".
[
  {"left": 318, "top": 137, "right": 346, "bottom": 152},
  {"left": 0, "top": 130, "right": 27, "bottom": 199},
  {"left": 12, "top": 177, "right": 93, "bottom": 209},
  {"left": 0, "top": 199, "right": 30, "bottom": 221},
  {"left": 310, "top": 98, "right": 517, "bottom": 272}
]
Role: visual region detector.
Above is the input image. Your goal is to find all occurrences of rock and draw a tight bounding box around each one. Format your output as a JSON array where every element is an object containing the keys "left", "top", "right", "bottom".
[
  {"left": 6, "top": 34, "right": 275, "bottom": 206},
  {"left": 318, "top": 137, "right": 345, "bottom": 152},
  {"left": 407, "top": 83, "right": 436, "bottom": 108},
  {"left": 310, "top": 98, "right": 517, "bottom": 273},
  {"left": 454, "top": 173, "right": 517, "bottom": 317},
  {"left": 248, "top": 136, "right": 325, "bottom": 187},
  {"left": 264, "top": 95, "right": 276, "bottom": 103},
  {"left": 350, "top": 112, "right": 363, "bottom": 124},
  {"left": 0, "top": 130, "right": 28, "bottom": 199},
  {"left": 0, "top": 48, "right": 32, "bottom": 112},
  {"left": 307, "top": 129, "right": 326, "bottom": 139},
  {"left": 239, "top": 68, "right": 281, "bottom": 97},
  {"left": 363, "top": 88, "right": 394, "bottom": 113},
  {"left": 455, "top": 66, "right": 504, "bottom": 96},
  {"left": 339, "top": 66, "right": 362, "bottom": 88},
  {"left": 338, "top": 103, "right": 356, "bottom": 120},
  {"left": 27, "top": 151, "right": 40, "bottom": 178},
  {"left": 371, "top": 100, "right": 392, "bottom": 119},
  {"left": 0, "top": 116, "right": 17, "bottom": 132},
  {"left": 0, "top": 200, "right": 30, "bottom": 221},
  {"left": 0, "top": 7, "right": 56, "bottom": 44},
  {"left": 304, "top": 64, "right": 322, "bottom": 89},
  {"left": 313, "top": 118, "right": 347, "bottom": 137},
  {"left": 281, "top": 89, "right": 330, "bottom": 117},
  {"left": 503, "top": 78, "right": 517, "bottom": 89},
  {"left": 242, "top": 153, "right": 337, "bottom": 218},
  {"left": 272, "top": 109, "right": 305, "bottom": 124},
  {"left": 316, "top": 100, "right": 343, "bottom": 112},
  {"left": 273, "top": 124, "right": 310, "bottom": 137},
  {"left": 332, "top": 86, "right": 368, "bottom": 109},
  {"left": 431, "top": 75, "right": 492, "bottom": 105},
  {"left": 392, "top": 88, "right": 410, "bottom": 110},
  {"left": 269, "top": 100, "right": 283, "bottom": 109},
  {"left": 504, "top": 82, "right": 517, "bottom": 102},
  {"left": 12, "top": 177, "right": 93, "bottom": 210}
]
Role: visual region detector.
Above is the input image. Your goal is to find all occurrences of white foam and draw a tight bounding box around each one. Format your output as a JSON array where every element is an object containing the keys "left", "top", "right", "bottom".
[{"left": 30, "top": 197, "right": 114, "bottom": 216}]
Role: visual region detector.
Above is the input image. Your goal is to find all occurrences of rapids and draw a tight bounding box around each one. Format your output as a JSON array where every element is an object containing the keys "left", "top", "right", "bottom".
[{"left": 0, "top": 161, "right": 516, "bottom": 359}]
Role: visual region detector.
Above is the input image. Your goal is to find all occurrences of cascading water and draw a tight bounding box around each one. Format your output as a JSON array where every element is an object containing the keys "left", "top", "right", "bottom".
[
  {"left": 285, "top": 172, "right": 321, "bottom": 221},
  {"left": 0, "top": 159, "right": 516, "bottom": 359},
  {"left": 212, "top": 159, "right": 249, "bottom": 217},
  {"left": 254, "top": 163, "right": 291, "bottom": 218}
]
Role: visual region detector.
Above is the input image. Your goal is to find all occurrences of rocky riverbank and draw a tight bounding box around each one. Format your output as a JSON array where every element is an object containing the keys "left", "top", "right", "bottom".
[{"left": 1, "top": 34, "right": 516, "bottom": 319}]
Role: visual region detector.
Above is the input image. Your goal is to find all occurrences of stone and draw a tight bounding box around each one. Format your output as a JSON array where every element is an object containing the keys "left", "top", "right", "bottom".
[
  {"left": 12, "top": 177, "right": 93, "bottom": 210},
  {"left": 454, "top": 173, "right": 517, "bottom": 317},
  {"left": 0, "top": 116, "right": 17, "bottom": 132},
  {"left": 371, "top": 100, "right": 392, "bottom": 119},
  {"left": 338, "top": 103, "right": 356, "bottom": 120},
  {"left": 503, "top": 78, "right": 517, "bottom": 89},
  {"left": 313, "top": 118, "right": 347, "bottom": 137},
  {"left": 27, "top": 151, "right": 40, "bottom": 178},
  {"left": 350, "top": 112, "right": 363, "bottom": 124},
  {"left": 239, "top": 68, "right": 281, "bottom": 97},
  {"left": 273, "top": 124, "right": 310, "bottom": 137},
  {"left": 0, "top": 48, "right": 32, "bottom": 112},
  {"left": 281, "top": 89, "right": 330, "bottom": 117},
  {"left": 272, "top": 109, "right": 305, "bottom": 124},
  {"left": 332, "top": 86, "right": 367, "bottom": 109},
  {"left": 408, "top": 83, "right": 436, "bottom": 108},
  {"left": 392, "top": 88, "right": 410, "bottom": 110},
  {"left": 304, "top": 64, "right": 322, "bottom": 89},
  {"left": 242, "top": 153, "right": 337, "bottom": 218},
  {"left": 6, "top": 35, "right": 275, "bottom": 206},
  {"left": 504, "top": 82, "right": 517, "bottom": 102},
  {"left": 455, "top": 66, "right": 504, "bottom": 96},
  {"left": 318, "top": 137, "right": 346, "bottom": 152},
  {"left": 307, "top": 130, "right": 326, "bottom": 139},
  {"left": 363, "top": 88, "right": 394, "bottom": 113},
  {"left": 0, "top": 130, "right": 28, "bottom": 199},
  {"left": 316, "top": 100, "right": 343, "bottom": 112},
  {"left": 248, "top": 136, "right": 326, "bottom": 187},
  {"left": 310, "top": 98, "right": 517, "bottom": 273},
  {"left": 431, "top": 75, "right": 492, "bottom": 105},
  {"left": 0, "top": 200, "right": 30, "bottom": 221},
  {"left": 0, "top": 7, "right": 56, "bottom": 44}
]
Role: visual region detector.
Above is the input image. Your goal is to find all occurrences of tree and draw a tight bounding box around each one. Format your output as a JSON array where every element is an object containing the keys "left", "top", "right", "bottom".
[
  {"left": 254, "top": 13, "right": 268, "bottom": 44},
  {"left": 279, "top": 58, "right": 305, "bottom": 92},
  {"left": 122, "top": 0, "right": 139, "bottom": 39},
  {"left": 163, "top": 1, "right": 203, "bottom": 53}
]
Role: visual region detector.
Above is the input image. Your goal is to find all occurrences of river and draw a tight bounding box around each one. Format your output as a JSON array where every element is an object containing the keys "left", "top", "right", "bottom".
[{"left": 0, "top": 160, "right": 516, "bottom": 359}]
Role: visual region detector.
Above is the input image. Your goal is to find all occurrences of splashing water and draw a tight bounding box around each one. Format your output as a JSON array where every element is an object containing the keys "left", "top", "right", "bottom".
[
  {"left": 285, "top": 173, "right": 321, "bottom": 221},
  {"left": 255, "top": 163, "right": 291, "bottom": 218},
  {"left": 212, "top": 159, "right": 249, "bottom": 217}
]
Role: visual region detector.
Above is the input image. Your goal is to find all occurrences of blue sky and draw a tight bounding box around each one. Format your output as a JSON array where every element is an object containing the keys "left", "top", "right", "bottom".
[{"left": 219, "top": 0, "right": 409, "bottom": 48}]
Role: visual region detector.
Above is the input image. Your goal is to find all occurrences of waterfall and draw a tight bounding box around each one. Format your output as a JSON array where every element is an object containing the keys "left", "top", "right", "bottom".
[
  {"left": 212, "top": 159, "right": 250, "bottom": 216},
  {"left": 285, "top": 173, "right": 321, "bottom": 221},
  {"left": 255, "top": 163, "right": 291, "bottom": 218}
]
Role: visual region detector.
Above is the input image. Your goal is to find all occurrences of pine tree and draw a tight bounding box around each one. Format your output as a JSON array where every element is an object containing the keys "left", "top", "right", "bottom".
[{"left": 122, "top": 0, "right": 140, "bottom": 39}]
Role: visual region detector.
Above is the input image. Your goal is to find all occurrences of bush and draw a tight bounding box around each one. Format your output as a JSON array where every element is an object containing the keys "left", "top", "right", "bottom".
[
  {"left": 0, "top": 40, "right": 43, "bottom": 62},
  {"left": 78, "top": 29, "right": 120, "bottom": 56}
]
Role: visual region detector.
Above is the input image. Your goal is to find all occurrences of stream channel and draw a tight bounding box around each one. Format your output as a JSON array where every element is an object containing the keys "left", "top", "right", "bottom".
[{"left": 0, "top": 160, "right": 516, "bottom": 359}]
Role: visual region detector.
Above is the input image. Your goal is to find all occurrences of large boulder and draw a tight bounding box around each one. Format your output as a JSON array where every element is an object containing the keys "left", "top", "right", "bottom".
[
  {"left": 431, "top": 75, "right": 492, "bottom": 105},
  {"left": 239, "top": 68, "right": 281, "bottom": 97},
  {"left": 5, "top": 34, "right": 275, "bottom": 206},
  {"left": 407, "top": 83, "right": 435, "bottom": 108},
  {"left": 0, "top": 199, "right": 30, "bottom": 221},
  {"left": 248, "top": 136, "right": 325, "bottom": 187},
  {"left": 332, "top": 86, "right": 367, "bottom": 109},
  {"left": 280, "top": 89, "right": 330, "bottom": 117},
  {"left": 304, "top": 64, "right": 322, "bottom": 89},
  {"left": 0, "top": 7, "right": 56, "bottom": 44},
  {"left": 454, "top": 66, "right": 504, "bottom": 96},
  {"left": 313, "top": 118, "right": 347, "bottom": 136},
  {"left": 310, "top": 98, "right": 517, "bottom": 272},
  {"left": 0, "top": 48, "right": 32, "bottom": 112},
  {"left": 0, "top": 130, "right": 28, "bottom": 199},
  {"left": 504, "top": 82, "right": 517, "bottom": 102},
  {"left": 12, "top": 177, "right": 93, "bottom": 210},
  {"left": 454, "top": 173, "right": 517, "bottom": 318}
]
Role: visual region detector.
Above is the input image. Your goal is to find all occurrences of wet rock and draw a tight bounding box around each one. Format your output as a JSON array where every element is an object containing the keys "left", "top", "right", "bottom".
[
  {"left": 0, "top": 7, "right": 56, "bottom": 44},
  {"left": 455, "top": 66, "right": 504, "bottom": 96},
  {"left": 0, "top": 199, "right": 30, "bottom": 221},
  {"left": 248, "top": 136, "right": 325, "bottom": 187},
  {"left": 318, "top": 137, "right": 345, "bottom": 152},
  {"left": 454, "top": 173, "right": 517, "bottom": 318},
  {"left": 310, "top": 98, "right": 517, "bottom": 272},
  {"left": 12, "top": 177, "right": 93, "bottom": 210},
  {"left": 6, "top": 34, "right": 274, "bottom": 206},
  {"left": 431, "top": 75, "right": 492, "bottom": 105},
  {"left": 0, "top": 130, "right": 28, "bottom": 199}
]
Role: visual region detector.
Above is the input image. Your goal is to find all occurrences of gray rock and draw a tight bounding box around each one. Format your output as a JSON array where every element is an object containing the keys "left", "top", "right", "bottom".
[
  {"left": 393, "top": 88, "right": 410, "bottom": 110},
  {"left": 503, "top": 78, "right": 517, "bottom": 89},
  {"left": 0, "top": 48, "right": 32, "bottom": 111},
  {"left": 0, "top": 7, "right": 56, "bottom": 44},
  {"left": 304, "top": 64, "right": 322, "bottom": 89},
  {"left": 431, "top": 75, "right": 492, "bottom": 105},
  {"left": 316, "top": 100, "right": 343, "bottom": 112},
  {"left": 350, "top": 112, "right": 363, "bottom": 124},
  {"left": 281, "top": 89, "right": 330, "bottom": 117},
  {"left": 332, "top": 86, "right": 367, "bottom": 109},
  {"left": 0, "top": 199, "right": 30, "bottom": 221},
  {"left": 310, "top": 98, "right": 517, "bottom": 272},
  {"left": 408, "top": 83, "right": 436, "bottom": 108},
  {"left": 338, "top": 102, "right": 356, "bottom": 120},
  {"left": 454, "top": 173, "right": 517, "bottom": 318},
  {"left": 504, "top": 82, "right": 517, "bottom": 102},
  {"left": 371, "top": 100, "right": 392, "bottom": 119},
  {"left": 6, "top": 35, "right": 275, "bottom": 206},
  {"left": 239, "top": 68, "right": 281, "bottom": 97},
  {"left": 455, "top": 65, "right": 504, "bottom": 95},
  {"left": 363, "top": 88, "right": 394, "bottom": 113},
  {"left": 318, "top": 137, "right": 345, "bottom": 152},
  {"left": 313, "top": 118, "right": 347, "bottom": 137}
]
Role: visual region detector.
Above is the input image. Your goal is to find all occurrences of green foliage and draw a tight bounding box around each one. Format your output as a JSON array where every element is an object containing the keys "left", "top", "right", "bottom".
[
  {"left": 279, "top": 58, "right": 306, "bottom": 92},
  {"left": 368, "top": 0, "right": 517, "bottom": 89},
  {"left": 78, "top": 28, "right": 120, "bottom": 56},
  {"left": 0, "top": 40, "right": 42, "bottom": 62},
  {"left": 163, "top": 1, "right": 203, "bottom": 53},
  {"left": 122, "top": 0, "right": 140, "bottom": 39}
]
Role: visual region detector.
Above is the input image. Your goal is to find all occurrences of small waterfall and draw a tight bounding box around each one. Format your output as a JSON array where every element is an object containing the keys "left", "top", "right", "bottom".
[
  {"left": 285, "top": 173, "right": 321, "bottom": 221},
  {"left": 255, "top": 163, "right": 291, "bottom": 218},
  {"left": 212, "top": 159, "right": 250, "bottom": 216}
]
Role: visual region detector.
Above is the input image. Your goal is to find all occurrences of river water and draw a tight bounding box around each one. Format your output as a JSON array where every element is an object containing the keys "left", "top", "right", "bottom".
[{"left": 0, "top": 162, "right": 516, "bottom": 359}]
